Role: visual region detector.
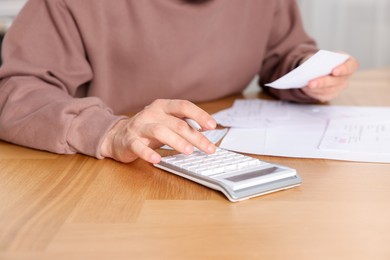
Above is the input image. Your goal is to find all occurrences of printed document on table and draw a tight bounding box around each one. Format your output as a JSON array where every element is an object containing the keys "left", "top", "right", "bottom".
[
  {"left": 319, "top": 118, "right": 390, "bottom": 153},
  {"left": 265, "top": 50, "right": 350, "bottom": 89},
  {"left": 217, "top": 99, "right": 390, "bottom": 163},
  {"left": 212, "top": 99, "right": 289, "bottom": 128}
]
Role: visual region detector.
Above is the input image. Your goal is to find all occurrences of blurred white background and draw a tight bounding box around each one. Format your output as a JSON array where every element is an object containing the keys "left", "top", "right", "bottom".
[
  {"left": 0, "top": 0, "right": 26, "bottom": 33},
  {"left": 298, "top": 0, "right": 390, "bottom": 69}
]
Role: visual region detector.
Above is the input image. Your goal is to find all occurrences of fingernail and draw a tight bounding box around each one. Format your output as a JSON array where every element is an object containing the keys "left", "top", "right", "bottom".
[{"left": 207, "top": 120, "right": 216, "bottom": 129}]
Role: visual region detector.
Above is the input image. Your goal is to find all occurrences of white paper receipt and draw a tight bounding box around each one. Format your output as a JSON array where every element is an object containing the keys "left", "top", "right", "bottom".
[
  {"left": 265, "top": 50, "right": 350, "bottom": 89},
  {"left": 319, "top": 118, "right": 390, "bottom": 153}
]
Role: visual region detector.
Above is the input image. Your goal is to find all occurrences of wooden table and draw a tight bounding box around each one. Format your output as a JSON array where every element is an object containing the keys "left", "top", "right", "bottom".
[{"left": 1, "top": 68, "right": 390, "bottom": 259}]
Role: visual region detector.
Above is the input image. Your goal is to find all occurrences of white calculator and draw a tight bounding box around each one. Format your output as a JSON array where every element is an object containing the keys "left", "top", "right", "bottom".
[{"left": 154, "top": 148, "right": 302, "bottom": 202}]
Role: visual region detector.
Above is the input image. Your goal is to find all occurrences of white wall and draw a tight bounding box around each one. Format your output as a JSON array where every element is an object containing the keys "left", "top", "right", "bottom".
[
  {"left": 0, "top": 0, "right": 27, "bottom": 32},
  {"left": 0, "top": 0, "right": 26, "bottom": 16},
  {"left": 298, "top": 0, "right": 390, "bottom": 69}
]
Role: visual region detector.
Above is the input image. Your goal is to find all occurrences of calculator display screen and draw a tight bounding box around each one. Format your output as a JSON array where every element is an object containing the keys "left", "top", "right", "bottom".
[{"left": 224, "top": 167, "right": 279, "bottom": 183}]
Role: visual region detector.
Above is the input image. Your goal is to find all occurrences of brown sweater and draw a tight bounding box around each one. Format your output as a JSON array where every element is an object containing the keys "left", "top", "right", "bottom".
[{"left": 0, "top": 0, "right": 317, "bottom": 158}]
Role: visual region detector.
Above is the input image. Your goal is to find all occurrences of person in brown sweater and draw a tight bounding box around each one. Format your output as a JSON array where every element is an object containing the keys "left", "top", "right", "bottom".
[{"left": 0, "top": 0, "right": 358, "bottom": 163}]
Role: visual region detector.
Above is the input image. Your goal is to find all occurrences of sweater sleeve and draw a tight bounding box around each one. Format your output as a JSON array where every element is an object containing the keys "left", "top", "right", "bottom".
[
  {"left": 259, "top": 0, "right": 319, "bottom": 103},
  {"left": 0, "top": 0, "right": 126, "bottom": 158}
]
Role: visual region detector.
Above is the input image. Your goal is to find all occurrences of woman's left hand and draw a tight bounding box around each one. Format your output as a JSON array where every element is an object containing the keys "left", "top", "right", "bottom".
[{"left": 302, "top": 55, "right": 360, "bottom": 102}]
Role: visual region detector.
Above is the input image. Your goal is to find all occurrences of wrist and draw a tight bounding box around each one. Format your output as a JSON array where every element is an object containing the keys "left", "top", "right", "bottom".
[{"left": 100, "top": 119, "right": 127, "bottom": 158}]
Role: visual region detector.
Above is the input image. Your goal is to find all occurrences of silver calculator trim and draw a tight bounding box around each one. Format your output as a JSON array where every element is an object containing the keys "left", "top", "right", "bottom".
[{"left": 154, "top": 160, "right": 302, "bottom": 202}]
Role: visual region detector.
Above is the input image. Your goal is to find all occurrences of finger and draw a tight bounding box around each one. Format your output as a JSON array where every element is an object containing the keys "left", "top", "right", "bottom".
[
  {"left": 332, "top": 57, "right": 359, "bottom": 76},
  {"left": 302, "top": 86, "right": 343, "bottom": 102},
  {"left": 151, "top": 118, "right": 215, "bottom": 154},
  {"left": 308, "top": 75, "right": 349, "bottom": 89},
  {"left": 307, "top": 82, "right": 348, "bottom": 96},
  {"left": 150, "top": 114, "right": 216, "bottom": 154},
  {"left": 304, "top": 85, "right": 342, "bottom": 96},
  {"left": 171, "top": 117, "right": 216, "bottom": 154},
  {"left": 143, "top": 122, "right": 197, "bottom": 155},
  {"left": 129, "top": 138, "right": 161, "bottom": 164},
  {"left": 302, "top": 89, "right": 331, "bottom": 103},
  {"left": 164, "top": 100, "right": 216, "bottom": 130}
]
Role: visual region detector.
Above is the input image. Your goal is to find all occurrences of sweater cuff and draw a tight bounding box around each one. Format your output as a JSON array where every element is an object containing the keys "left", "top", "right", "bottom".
[{"left": 67, "top": 107, "right": 128, "bottom": 159}]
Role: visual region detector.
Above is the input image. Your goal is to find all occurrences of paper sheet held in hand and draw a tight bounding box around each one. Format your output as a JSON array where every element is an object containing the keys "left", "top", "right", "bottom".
[{"left": 265, "top": 50, "right": 350, "bottom": 89}]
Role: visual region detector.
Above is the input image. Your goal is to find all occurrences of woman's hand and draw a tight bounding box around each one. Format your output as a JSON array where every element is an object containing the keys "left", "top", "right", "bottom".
[
  {"left": 100, "top": 99, "right": 217, "bottom": 163},
  {"left": 302, "top": 55, "right": 360, "bottom": 102}
]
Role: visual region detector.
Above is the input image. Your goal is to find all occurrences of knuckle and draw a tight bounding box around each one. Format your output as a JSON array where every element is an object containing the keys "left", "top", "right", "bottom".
[
  {"left": 149, "top": 99, "right": 166, "bottom": 109},
  {"left": 135, "top": 109, "right": 157, "bottom": 123},
  {"left": 150, "top": 124, "right": 165, "bottom": 138},
  {"left": 131, "top": 115, "right": 145, "bottom": 128},
  {"left": 175, "top": 99, "right": 191, "bottom": 112},
  {"left": 175, "top": 120, "right": 189, "bottom": 132},
  {"left": 142, "top": 109, "right": 155, "bottom": 118}
]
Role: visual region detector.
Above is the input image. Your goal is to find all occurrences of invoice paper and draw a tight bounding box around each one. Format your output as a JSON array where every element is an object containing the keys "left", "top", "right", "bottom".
[
  {"left": 319, "top": 118, "right": 390, "bottom": 153},
  {"left": 217, "top": 99, "right": 390, "bottom": 163},
  {"left": 212, "top": 99, "right": 289, "bottom": 128},
  {"left": 265, "top": 50, "right": 350, "bottom": 89}
]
